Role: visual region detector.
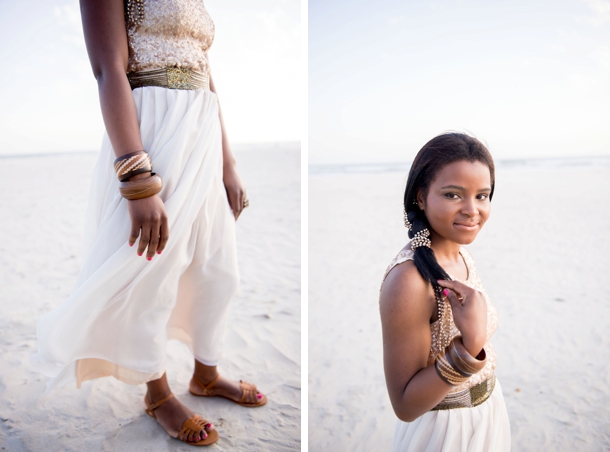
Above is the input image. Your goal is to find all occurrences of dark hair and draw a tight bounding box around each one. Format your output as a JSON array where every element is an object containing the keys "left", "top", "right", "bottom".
[{"left": 404, "top": 132, "right": 495, "bottom": 293}]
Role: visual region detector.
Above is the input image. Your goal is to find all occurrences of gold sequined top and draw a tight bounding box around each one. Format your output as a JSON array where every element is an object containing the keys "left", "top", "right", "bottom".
[
  {"left": 381, "top": 245, "right": 498, "bottom": 394},
  {"left": 125, "top": 0, "right": 215, "bottom": 75}
]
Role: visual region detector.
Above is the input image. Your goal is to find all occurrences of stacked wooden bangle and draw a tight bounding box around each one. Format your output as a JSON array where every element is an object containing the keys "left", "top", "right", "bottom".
[
  {"left": 435, "top": 336, "right": 487, "bottom": 386},
  {"left": 114, "top": 150, "right": 152, "bottom": 181},
  {"left": 114, "top": 150, "right": 163, "bottom": 200}
]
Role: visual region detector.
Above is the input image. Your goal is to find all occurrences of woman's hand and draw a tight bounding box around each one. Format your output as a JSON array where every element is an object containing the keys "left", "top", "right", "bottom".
[
  {"left": 127, "top": 190, "right": 169, "bottom": 260},
  {"left": 223, "top": 163, "right": 247, "bottom": 220},
  {"left": 437, "top": 279, "right": 487, "bottom": 357}
]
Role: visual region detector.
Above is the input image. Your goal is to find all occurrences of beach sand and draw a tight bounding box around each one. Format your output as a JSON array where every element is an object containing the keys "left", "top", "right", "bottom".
[
  {"left": 309, "top": 161, "right": 610, "bottom": 451},
  {"left": 0, "top": 145, "right": 300, "bottom": 451}
]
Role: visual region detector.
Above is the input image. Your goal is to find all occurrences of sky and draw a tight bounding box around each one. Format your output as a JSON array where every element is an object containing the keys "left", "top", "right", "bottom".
[
  {"left": 0, "top": 0, "right": 300, "bottom": 155},
  {"left": 309, "top": 0, "right": 610, "bottom": 164}
]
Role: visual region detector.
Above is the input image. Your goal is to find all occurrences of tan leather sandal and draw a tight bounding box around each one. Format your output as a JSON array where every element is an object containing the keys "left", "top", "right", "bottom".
[
  {"left": 144, "top": 393, "right": 219, "bottom": 446},
  {"left": 189, "top": 375, "right": 268, "bottom": 407}
]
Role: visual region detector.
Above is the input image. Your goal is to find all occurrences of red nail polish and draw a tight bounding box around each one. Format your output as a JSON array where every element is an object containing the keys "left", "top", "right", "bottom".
[
  {"left": 257, "top": 394, "right": 262, "bottom": 399},
  {"left": 442, "top": 289, "right": 449, "bottom": 296},
  {"left": 138, "top": 253, "right": 142, "bottom": 256},
  {"left": 157, "top": 251, "right": 162, "bottom": 254},
  {"left": 129, "top": 243, "right": 133, "bottom": 247},
  {"left": 147, "top": 257, "right": 152, "bottom": 261}
]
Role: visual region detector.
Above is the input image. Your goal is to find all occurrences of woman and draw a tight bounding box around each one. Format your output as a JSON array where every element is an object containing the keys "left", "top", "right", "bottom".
[
  {"left": 30, "top": 0, "right": 266, "bottom": 446},
  {"left": 379, "top": 133, "right": 511, "bottom": 451}
]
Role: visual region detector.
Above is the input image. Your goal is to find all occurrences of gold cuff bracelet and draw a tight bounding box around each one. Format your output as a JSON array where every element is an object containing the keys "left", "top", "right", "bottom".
[{"left": 119, "top": 173, "right": 163, "bottom": 200}]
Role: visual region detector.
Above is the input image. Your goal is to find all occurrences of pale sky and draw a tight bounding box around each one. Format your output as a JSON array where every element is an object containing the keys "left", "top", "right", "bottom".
[
  {"left": 0, "top": 0, "right": 300, "bottom": 155},
  {"left": 310, "top": 0, "right": 610, "bottom": 164}
]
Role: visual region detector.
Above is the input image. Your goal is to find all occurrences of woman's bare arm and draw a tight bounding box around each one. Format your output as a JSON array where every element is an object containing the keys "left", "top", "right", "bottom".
[
  {"left": 80, "top": 0, "right": 143, "bottom": 157},
  {"left": 80, "top": 0, "right": 169, "bottom": 258},
  {"left": 209, "top": 73, "right": 247, "bottom": 220},
  {"left": 380, "top": 261, "right": 454, "bottom": 422}
]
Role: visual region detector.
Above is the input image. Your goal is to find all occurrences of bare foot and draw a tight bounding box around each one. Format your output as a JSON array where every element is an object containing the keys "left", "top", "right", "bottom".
[
  {"left": 190, "top": 361, "right": 266, "bottom": 406},
  {"left": 145, "top": 392, "right": 215, "bottom": 443},
  {"left": 146, "top": 374, "right": 216, "bottom": 444}
]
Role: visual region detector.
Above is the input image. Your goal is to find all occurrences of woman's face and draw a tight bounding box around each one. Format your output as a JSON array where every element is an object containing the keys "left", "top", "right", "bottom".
[{"left": 417, "top": 160, "right": 492, "bottom": 245}]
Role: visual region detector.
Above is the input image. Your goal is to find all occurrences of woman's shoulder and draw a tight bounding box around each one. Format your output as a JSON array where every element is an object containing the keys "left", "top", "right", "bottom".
[
  {"left": 382, "top": 244, "right": 414, "bottom": 281},
  {"left": 380, "top": 244, "right": 432, "bottom": 313}
]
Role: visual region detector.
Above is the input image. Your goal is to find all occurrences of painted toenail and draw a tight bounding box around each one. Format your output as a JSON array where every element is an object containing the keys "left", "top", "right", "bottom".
[
  {"left": 257, "top": 394, "right": 262, "bottom": 399},
  {"left": 206, "top": 423, "right": 213, "bottom": 428}
]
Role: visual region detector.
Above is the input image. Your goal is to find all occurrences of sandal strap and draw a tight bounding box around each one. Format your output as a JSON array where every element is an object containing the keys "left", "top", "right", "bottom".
[
  {"left": 192, "top": 375, "right": 263, "bottom": 405},
  {"left": 146, "top": 392, "right": 174, "bottom": 415},
  {"left": 239, "top": 380, "right": 258, "bottom": 404},
  {"left": 178, "top": 415, "right": 208, "bottom": 439},
  {"left": 240, "top": 379, "right": 256, "bottom": 389},
  {"left": 193, "top": 374, "right": 222, "bottom": 395}
]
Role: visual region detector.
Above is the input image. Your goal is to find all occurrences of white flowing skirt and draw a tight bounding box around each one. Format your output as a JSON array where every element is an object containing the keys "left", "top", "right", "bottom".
[
  {"left": 394, "top": 380, "right": 511, "bottom": 452},
  {"left": 31, "top": 87, "right": 239, "bottom": 392}
]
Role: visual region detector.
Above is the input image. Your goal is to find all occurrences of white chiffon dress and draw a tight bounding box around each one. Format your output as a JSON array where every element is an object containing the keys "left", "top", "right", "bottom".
[
  {"left": 31, "top": 0, "right": 238, "bottom": 392},
  {"left": 382, "top": 246, "right": 511, "bottom": 452}
]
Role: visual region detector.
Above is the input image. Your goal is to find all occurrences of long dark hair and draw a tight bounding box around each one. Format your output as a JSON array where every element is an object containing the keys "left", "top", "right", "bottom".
[{"left": 404, "top": 132, "right": 495, "bottom": 293}]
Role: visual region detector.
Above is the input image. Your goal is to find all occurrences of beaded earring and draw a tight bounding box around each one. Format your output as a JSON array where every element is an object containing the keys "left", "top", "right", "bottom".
[
  {"left": 403, "top": 208, "right": 412, "bottom": 231},
  {"left": 411, "top": 228, "right": 432, "bottom": 250}
]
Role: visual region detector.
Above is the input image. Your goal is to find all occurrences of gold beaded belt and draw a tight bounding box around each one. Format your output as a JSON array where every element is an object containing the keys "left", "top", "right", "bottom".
[
  {"left": 431, "top": 374, "right": 496, "bottom": 411},
  {"left": 127, "top": 68, "right": 210, "bottom": 91}
]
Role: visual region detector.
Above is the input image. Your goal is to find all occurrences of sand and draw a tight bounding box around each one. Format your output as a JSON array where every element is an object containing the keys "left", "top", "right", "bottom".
[
  {"left": 309, "top": 160, "right": 610, "bottom": 451},
  {"left": 0, "top": 144, "right": 300, "bottom": 451}
]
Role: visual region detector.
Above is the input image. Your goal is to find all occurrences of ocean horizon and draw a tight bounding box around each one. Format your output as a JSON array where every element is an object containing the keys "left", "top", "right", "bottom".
[
  {"left": 309, "top": 155, "right": 610, "bottom": 175},
  {"left": 0, "top": 141, "right": 300, "bottom": 160}
]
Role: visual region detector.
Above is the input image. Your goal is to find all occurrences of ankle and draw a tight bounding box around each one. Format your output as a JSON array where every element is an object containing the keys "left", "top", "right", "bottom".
[
  {"left": 147, "top": 388, "right": 173, "bottom": 403},
  {"left": 194, "top": 372, "right": 219, "bottom": 385},
  {"left": 146, "top": 373, "right": 173, "bottom": 403},
  {"left": 193, "top": 360, "right": 220, "bottom": 384}
]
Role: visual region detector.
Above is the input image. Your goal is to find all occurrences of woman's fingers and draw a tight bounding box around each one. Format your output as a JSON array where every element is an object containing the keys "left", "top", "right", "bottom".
[
  {"left": 235, "top": 190, "right": 245, "bottom": 220},
  {"left": 442, "top": 288, "right": 462, "bottom": 308},
  {"left": 437, "top": 279, "right": 470, "bottom": 294},
  {"left": 439, "top": 280, "right": 475, "bottom": 302},
  {"left": 228, "top": 187, "right": 244, "bottom": 220},
  {"left": 438, "top": 280, "right": 475, "bottom": 310},
  {"left": 157, "top": 216, "right": 169, "bottom": 254},
  {"left": 127, "top": 195, "right": 169, "bottom": 259},
  {"left": 233, "top": 191, "right": 241, "bottom": 219},
  {"left": 129, "top": 222, "right": 141, "bottom": 247},
  {"left": 137, "top": 225, "right": 151, "bottom": 257},
  {"left": 146, "top": 220, "right": 160, "bottom": 260},
  {"left": 142, "top": 214, "right": 166, "bottom": 259}
]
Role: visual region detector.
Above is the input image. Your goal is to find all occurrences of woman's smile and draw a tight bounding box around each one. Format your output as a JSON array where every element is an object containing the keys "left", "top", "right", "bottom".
[{"left": 453, "top": 222, "right": 479, "bottom": 231}]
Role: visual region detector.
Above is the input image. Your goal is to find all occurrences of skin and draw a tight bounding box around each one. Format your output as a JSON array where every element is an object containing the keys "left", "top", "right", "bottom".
[
  {"left": 80, "top": 0, "right": 259, "bottom": 443},
  {"left": 379, "top": 160, "right": 492, "bottom": 422}
]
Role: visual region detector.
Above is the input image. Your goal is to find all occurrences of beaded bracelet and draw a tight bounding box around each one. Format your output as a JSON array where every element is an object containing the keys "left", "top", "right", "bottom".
[
  {"left": 114, "top": 150, "right": 152, "bottom": 182},
  {"left": 435, "top": 336, "right": 486, "bottom": 386},
  {"left": 119, "top": 173, "right": 163, "bottom": 200}
]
